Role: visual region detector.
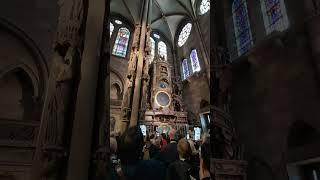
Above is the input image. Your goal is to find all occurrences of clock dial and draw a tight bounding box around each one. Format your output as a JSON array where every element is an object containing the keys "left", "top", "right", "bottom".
[{"left": 156, "top": 92, "right": 170, "bottom": 106}]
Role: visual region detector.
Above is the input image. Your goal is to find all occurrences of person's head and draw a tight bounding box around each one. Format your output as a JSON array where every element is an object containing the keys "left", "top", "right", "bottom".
[
  {"left": 177, "top": 138, "right": 191, "bottom": 159},
  {"left": 118, "top": 126, "right": 144, "bottom": 165},
  {"left": 168, "top": 128, "right": 176, "bottom": 140}
]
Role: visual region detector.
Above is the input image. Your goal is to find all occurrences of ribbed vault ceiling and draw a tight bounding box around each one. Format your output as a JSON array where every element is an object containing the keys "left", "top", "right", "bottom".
[{"left": 110, "top": 0, "right": 197, "bottom": 45}]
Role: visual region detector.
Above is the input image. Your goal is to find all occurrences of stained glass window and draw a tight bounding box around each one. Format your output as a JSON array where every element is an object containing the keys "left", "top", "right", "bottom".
[
  {"left": 182, "top": 59, "right": 190, "bottom": 80},
  {"left": 112, "top": 27, "right": 130, "bottom": 58},
  {"left": 149, "top": 37, "right": 155, "bottom": 63},
  {"left": 260, "top": 0, "right": 289, "bottom": 34},
  {"left": 190, "top": 49, "right": 201, "bottom": 72},
  {"left": 232, "top": 0, "right": 253, "bottom": 56},
  {"left": 178, "top": 23, "right": 192, "bottom": 47},
  {"left": 199, "top": 0, "right": 210, "bottom": 15},
  {"left": 110, "top": 22, "right": 114, "bottom": 37},
  {"left": 158, "top": 41, "right": 167, "bottom": 61}
]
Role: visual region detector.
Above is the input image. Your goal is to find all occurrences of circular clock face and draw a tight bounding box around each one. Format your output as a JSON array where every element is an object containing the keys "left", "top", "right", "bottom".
[
  {"left": 159, "top": 81, "right": 168, "bottom": 88},
  {"left": 156, "top": 92, "right": 170, "bottom": 107}
]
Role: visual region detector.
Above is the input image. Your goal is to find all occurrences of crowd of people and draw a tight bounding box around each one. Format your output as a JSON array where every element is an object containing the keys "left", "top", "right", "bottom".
[{"left": 110, "top": 126, "right": 212, "bottom": 180}]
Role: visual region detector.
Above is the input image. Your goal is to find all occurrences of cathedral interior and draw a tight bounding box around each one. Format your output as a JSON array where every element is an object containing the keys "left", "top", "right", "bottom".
[{"left": 0, "top": 0, "right": 320, "bottom": 179}]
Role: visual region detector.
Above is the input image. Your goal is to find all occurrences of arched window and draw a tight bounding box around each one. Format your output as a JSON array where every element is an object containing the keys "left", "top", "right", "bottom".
[
  {"left": 232, "top": 0, "right": 253, "bottom": 56},
  {"left": 260, "top": 0, "right": 289, "bottom": 34},
  {"left": 158, "top": 41, "right": 167, "bottom": 61},
  {"left": 182, "top": 59, "right": 190, "bottom": 80},
  {"left": 190, "top": 49, "right": 201, "bottom": 72},
  {"left": 112, "top": 27, "right": 130, "bottom": 58},
  {"left": 149, "top": 37, "right": 155, "bottom": 63},
  {"left": 178, "top": 23, "right": 192, "bottom": 47},
  {"left": 110, "top": 22, "right": 114, "bottom": 37},
  {"left": 199, "top": 0, "right": 210, "bottom": 15}
]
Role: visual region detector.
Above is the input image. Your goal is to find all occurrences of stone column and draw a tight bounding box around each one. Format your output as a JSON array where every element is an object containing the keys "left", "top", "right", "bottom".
[
  {"left": 129, "top": 0, "right": 150, "bottom": 127},
  {"left": 119, "top": 25, "right": 141, "bottom": 133},
  {"left": 65, "top": 0, "right": 105, "bottom": 179}
]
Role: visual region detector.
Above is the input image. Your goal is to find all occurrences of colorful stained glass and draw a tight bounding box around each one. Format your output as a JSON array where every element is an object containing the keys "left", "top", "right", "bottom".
[
  {"left": 112, "top": 27, "right": 130, "bottom": 58},
  {"left": 178, "top": 23, "right": 192, "bottom": 47},
  {"left": 232, "top": 0, "right": 253, "bottom": 56},
  {"left": 260, "top": 0, "right": 289, "bottom": 34},
  {"left": 110, "top": 22, "right": 114, "bottom": 37},
  {"left": 149, "top": 37, "right": 155, "bottom": 63},
  {"left": 199, "top": 0, "right": 210, "bottom": 15},
  {"left": 190, "top": 49, "right": 201, "bottom": 73},
  {"left": 158, "top": 41, "right": 167, "bottom": 61},
  {"left": 182, "top": 59, "right": 190, "bottom": 80}
]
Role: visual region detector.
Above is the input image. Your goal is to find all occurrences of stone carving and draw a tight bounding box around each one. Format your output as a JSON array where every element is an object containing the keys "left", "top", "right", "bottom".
[{"left": 39, "top": 0, "right": 85, "bottom": 179}]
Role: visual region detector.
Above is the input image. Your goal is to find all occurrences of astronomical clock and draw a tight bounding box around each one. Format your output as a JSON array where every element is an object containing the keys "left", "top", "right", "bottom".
[{"left": 141, "top": 56, "right": 188, "bottom": 136}]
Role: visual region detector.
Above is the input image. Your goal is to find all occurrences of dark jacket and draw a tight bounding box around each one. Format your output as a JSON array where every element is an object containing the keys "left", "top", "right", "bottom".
[
  {"left": 159, "top": 141, "right": 178, "bottom": 166},
  {"left": 121, "top": 159, "right": 166, "bottom": 180},
  {"left": 166, "top": 160, "right": 192, "bottom": 180}
]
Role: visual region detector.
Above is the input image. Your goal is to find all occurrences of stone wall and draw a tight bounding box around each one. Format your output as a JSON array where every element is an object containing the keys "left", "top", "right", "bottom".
[
  {"left": 176, "top": 16, "right": 210, "bottom": 126},
  {"left": 232, "top": 31, "right": 320, "bottom": 180}
]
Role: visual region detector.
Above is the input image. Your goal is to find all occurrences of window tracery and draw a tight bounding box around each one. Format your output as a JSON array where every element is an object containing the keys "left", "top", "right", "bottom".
[
  {"left": 260, "top": 0, "right": 289, "bottom": 34},
  {"left": 182, "top": 59, "right": 190, "bottom": 80},
  {"left": 150, "top": 37, "right": 155, "bottom": 63},
  {"left": 199, "top": 0, "right": 210, "bottom": 15},
  {"left": 112, "top": 27, "right": 130, "bottom": 58},
  {"left": 158, "top": 41, "right": 167, "bottom": 61},
  {"left": 232, "top": 0, "right": 253, "bottom": 56},
  {"left": 178, "top": 23, "right": 192, "bottom": 47},
  {"left": 190, "top": 49, "right": 201, "bottom": 73}
]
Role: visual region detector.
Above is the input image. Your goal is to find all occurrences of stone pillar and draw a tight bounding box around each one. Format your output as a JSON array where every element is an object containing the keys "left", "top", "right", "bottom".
[
  {"left": 119, "top": 25, "right": 141, "bottom": 133},
  {"left": 129, "top": 0, "right": 150, "bottom": 127},
  {"left": 65, "top": 0, "right": 105, "bottom": 179},
  {"left": 304, "top": 0, "right": 320, "bottom": 81}
]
